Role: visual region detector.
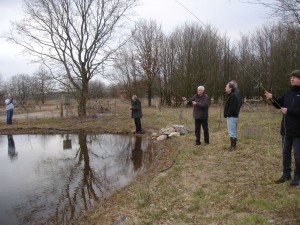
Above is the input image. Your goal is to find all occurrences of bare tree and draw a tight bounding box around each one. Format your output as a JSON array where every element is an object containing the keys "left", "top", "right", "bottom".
[
  {"left": 161, "top": 23, "right": 228, "bottom": 102},
  {"left": 251, "top": 0, "right": 300, "bottom": 26},
  {"left": 6, "top": 0, "right": 137, "bottom": 117},
  {"left": 111, "top": 46, "right": 139, "bottom": 99},
  {"left": 31, "top": 66, "right": 56, "bottom": 104},
  {"left": 132, "top": 19, "right": 164, "bottom": 106},
  {"left": 5, "top": 74, "right": 32, "bottom": 109}
]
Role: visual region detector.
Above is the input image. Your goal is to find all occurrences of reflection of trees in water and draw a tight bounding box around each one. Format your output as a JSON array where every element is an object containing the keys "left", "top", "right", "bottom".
[
  {"left": 49, "top": 133, "right": 111, "bottom": 224},
  {"left": 10, "top": 134, "right": 158, "bottom": 225},
  {"left": 13, "top": 133, "right": 110, "bottom": 225}
]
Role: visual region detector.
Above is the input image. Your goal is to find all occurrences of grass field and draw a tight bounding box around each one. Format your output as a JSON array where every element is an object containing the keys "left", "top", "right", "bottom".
[{"left": 1, "top": 99, "right": 299, "bottom": 224}]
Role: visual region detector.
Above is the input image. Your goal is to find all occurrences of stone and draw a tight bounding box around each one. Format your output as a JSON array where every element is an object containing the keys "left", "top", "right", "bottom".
[
  {"left": 157, "top": 134, "right": 168, "bottom": 141},
  {"left": 168, "top": 132, "right": 180, "bottom": 137},
  {"left": 172, "top": 125, "right": 191, "bottom": 135},
  {"left": 160, "top": 127, "right": 176, "bottom": 135}
]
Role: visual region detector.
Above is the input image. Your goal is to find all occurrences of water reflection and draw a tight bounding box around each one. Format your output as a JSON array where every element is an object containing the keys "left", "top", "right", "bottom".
[
  {"left": 7, "top": 135, "right": 18, "bottom": 161},
  {"left": 0, "top": 134, "right": 156, "bottom": 225},
  {"left": 63, "top": 134, "right": 72, "bottom": 149},
  {"left": 131, "top": 136, "right": 143, "bottom": 171}
]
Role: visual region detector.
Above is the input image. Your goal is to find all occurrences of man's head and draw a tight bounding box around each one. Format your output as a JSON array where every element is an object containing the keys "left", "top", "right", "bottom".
[
  {"left": 290, "top": 70, "right": 300, "bottom": 86},
  {"left": 132, "top": 95, "right": 138, "bottom": 101},
  {"left": 225, "top": 81, "right": 236, "bottom": 94},
  {"left": 197, "top": 86, "right": 205, "bottom": 95}
]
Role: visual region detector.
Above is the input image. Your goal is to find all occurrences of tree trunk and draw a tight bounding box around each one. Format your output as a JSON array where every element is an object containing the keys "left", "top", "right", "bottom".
[
  {"left": 147, "top": 84, "right": 152, "bottom": 107},
  {"left": 78, "top": 80, "right": 88, "bottom": 117}
]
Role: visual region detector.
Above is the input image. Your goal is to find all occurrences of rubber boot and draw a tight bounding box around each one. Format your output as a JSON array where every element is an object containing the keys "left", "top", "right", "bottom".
[
  {"left": 226, "top": 137, "right": 236, "bottom": 152},
  {"left": 232, "top": 138, "right": 237, "bottom": 150},
  {"left": 225, "top": 138, "right": 233, "bottom": 151}
]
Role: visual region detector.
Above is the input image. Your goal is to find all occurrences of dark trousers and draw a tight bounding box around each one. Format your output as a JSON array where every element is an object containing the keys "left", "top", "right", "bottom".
[
  {"left": 134, "top": 118, "right": 142, "bottom": 133},
  {"left": 195, "top": 119, "right": 209, "bottom": 144},
  {"left": 7, "top": 109, "right": 13, "bottom": 125},
  {"left": 282, "top": 136, "right": 300, "bottom": 178}
]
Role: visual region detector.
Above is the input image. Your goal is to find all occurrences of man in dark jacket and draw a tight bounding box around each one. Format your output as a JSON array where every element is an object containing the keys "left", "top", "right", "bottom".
[
  {"left": 182, "top": 86, "right": 210, "bottom": 145},
  {"left": 224, "top": 81, "right": 240, "bottom": 151},
  {"left": 230, "top": 80, "right": 244, "bottom": 115},
  {"left": 130, "top": 95, "right": 143, "bottom": 134},
  {"left": 265, "top": 70, "right": 300, "bottom": 186}
]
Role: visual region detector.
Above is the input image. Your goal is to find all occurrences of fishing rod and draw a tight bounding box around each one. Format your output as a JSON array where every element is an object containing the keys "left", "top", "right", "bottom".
[
  {"left": 175, "top": 0, "right": 286, "bottom": 137},
  {"left": 174, "top": 0, "right": 281, "bottom": 105}
]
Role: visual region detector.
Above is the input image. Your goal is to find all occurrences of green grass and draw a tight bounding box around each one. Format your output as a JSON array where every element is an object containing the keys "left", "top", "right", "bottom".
[{"left": 2, "top": 100, "right": 299, "bottom": 225}]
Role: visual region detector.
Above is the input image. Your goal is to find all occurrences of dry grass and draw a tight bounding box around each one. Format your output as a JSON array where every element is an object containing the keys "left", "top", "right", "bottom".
[{"left": 1, "top": 99, "right": 299, "bottom": 225}]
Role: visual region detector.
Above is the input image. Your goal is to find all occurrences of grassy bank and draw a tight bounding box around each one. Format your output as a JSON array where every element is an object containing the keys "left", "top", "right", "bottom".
[{"left": 1, "top": 100, "right": 299, "bottom": 224}]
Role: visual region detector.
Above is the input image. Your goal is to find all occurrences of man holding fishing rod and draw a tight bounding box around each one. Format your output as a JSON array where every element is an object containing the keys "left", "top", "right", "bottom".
[{"left": 265, "top": 70, "right": 300, "bottom": 186}]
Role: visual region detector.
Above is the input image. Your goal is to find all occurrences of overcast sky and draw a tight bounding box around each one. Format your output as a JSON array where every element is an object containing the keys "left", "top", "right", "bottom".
[{"left": 0, "top": 0, "right": 271, "bottom": 81}]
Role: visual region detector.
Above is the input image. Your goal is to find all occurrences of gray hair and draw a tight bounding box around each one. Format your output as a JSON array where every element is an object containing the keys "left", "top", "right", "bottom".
[
  {"left": 230, "top": 80, "right": 238, "bottom": 89},
  {"left": 227, "top": 81, "right": 237, "bottom": 91},
  {"left": 197, "top": 86, "right": 205, "bottom": 91}
]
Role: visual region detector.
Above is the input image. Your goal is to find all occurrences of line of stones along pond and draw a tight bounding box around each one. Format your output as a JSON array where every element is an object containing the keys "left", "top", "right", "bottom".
[{"left": 0, "top": 125, "right": 191, "bottom": 225}]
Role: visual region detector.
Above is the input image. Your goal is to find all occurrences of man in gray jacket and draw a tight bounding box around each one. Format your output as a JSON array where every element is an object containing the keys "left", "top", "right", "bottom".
[{"left": 183, "top": 86, "right": 210, "bottom": 145}]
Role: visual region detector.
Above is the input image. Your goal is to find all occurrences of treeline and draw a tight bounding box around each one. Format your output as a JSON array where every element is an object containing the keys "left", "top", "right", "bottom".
[
  {"left": 0, "top": 66, "right": 109, "bottom": 108},
  {"left": 1, "top": 22, "right": 299, "bottom": 107},
  {"left": 112, "top": 21, "right": 300, "bottom": 106}
]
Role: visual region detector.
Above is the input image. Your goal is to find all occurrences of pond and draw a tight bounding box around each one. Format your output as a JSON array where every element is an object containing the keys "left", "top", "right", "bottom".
[{"left": 0, "top": 134, "right": 157, "bottom": 225}]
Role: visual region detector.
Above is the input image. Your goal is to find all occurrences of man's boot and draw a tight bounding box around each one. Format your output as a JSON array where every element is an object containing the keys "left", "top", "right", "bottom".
[
  {"left": 232, "top": 138, "right": 237, "bottom": 150},
  {"left": 226, "top": 138, "right": 233, "bottom": 151},
  {"left": 226, "top": 137, "right": 237, "bottom": 151}
]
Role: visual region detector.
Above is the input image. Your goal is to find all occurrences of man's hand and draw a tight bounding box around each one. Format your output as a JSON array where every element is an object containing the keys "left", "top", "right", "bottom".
[
  {"left": 281, "top": 107, "right": 287, "bottom": 114},
  {"left": 264, "top": 91, "right": 273, "bottom": 100}
]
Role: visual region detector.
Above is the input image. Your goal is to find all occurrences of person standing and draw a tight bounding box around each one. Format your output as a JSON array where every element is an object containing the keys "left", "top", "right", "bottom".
[
  {"left": 265, "top": 70, "right": 300, "bottom": 186},
  {"left": 224, "top": 81, "right": 240, "bottom": 151},
  {"left": 5, "top": 95, "right": 16, "bottom": 125},
  {"left": 182, "top": 86, "right": 210, "bottom": 145},
  {"left": 130, "top": 95, "right": 143, "bottom": 134},
  {"left": 230, "top": 80, "right": 244, "bottom": 113}
]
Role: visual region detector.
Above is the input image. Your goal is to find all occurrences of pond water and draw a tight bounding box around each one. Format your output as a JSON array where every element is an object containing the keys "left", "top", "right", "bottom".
[{"left": 0, "top": 134, "right": 156, "bottom": 225}]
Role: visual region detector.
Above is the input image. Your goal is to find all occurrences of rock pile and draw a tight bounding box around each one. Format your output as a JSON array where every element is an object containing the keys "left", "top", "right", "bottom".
[{"left": 152, "top": 125, "right": 192, "bottom": 141}]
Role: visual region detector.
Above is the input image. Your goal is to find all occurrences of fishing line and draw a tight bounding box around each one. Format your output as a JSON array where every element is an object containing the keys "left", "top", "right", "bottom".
[
  {"left": 174, "top": 0, "right": 282, "bottom": 108},
  {"left": 174, "top": 0, "right": 287, "bottom": 147}
]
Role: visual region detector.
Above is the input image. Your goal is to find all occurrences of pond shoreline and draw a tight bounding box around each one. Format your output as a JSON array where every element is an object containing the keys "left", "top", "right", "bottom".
[{"left": 0, "top": 115, "right": 179, "bottom": 225}]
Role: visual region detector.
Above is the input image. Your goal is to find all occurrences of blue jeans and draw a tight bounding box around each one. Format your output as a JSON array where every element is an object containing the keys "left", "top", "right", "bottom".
[
  {"left": 227, "top": 117, "right": 238, "bottom": 139},
  {"left": 7, "top": 109, "right": 13, "bottom": 125},
  {"left": 282, "top": 136, "right": 300, "bottom": 178}
]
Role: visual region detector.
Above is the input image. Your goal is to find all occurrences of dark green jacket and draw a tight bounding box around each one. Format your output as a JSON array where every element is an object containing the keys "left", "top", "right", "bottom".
[{"left": 131, "top": 98, "right": 142, "bottom": 118}]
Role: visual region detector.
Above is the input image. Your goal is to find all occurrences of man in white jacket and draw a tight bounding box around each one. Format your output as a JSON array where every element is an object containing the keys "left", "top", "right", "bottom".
[{"left": 5, "top": 95, "right": 16, "bottom": 125}]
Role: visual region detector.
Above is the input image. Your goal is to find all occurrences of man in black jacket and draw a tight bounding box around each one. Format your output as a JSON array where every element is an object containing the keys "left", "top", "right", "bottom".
[
  {"left": 265, "top": 70, "right": 300, "bottom": 186},
  {"left": 182, "top": 86, "right": 210, "bottom": 145},
  {"left": 224, "top": 81, "right": 241, "bottom": 151},
  {"left": 130, "top": 95, "right": 143, "bottom": 134}
]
